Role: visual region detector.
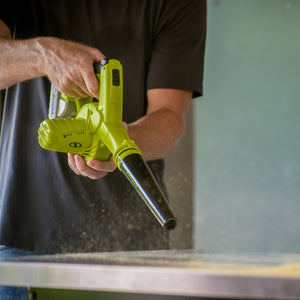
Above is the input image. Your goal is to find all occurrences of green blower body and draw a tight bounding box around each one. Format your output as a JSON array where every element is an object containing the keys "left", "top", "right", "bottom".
[{"left": 38, "top": 59, "right": 177, "bottom": 230}]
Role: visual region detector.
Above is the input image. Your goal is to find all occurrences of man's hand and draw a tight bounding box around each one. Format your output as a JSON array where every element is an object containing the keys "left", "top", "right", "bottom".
[
  {"left": 67, "top": 122, "right": 128, "bottom": 179},
  {"left": 38, "top": 37, "right": 105, "bottom": 99},
  {"left": 0, "top": 19, "right": 105, "bottom": 97},
  {"left": 68, "top": 153, "right": 117, "bottom": 180}
]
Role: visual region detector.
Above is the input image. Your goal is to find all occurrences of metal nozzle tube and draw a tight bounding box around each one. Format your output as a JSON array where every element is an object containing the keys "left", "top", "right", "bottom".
[{"left": 119, "top": 154, "right": 177, "bottom": 230}]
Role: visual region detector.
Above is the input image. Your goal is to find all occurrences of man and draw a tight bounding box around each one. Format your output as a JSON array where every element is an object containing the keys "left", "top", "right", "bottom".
[
  {"left": 0, "top": 1, "right": 206, "bottom": 298},
  {"left": 0, "top": 1, "right": 206, "bottom": 254}
]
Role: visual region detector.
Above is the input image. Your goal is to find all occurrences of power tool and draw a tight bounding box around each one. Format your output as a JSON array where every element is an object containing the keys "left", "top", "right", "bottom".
[{"left": 38, "top": 59, "right": 177, "bottom": 230}]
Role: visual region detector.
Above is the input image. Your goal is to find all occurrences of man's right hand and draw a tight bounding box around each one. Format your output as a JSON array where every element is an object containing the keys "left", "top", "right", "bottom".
[
  {"left": 0, "top": 19, "right": 105, "bottom": 98},
  {"left": 38, "top": 37, "right": 105, "bottom": 99}
]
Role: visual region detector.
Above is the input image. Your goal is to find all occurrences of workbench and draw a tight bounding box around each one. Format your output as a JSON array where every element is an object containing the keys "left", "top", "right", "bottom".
[{"left": 1, "top": 250, "right": 300, "bottom": 299}]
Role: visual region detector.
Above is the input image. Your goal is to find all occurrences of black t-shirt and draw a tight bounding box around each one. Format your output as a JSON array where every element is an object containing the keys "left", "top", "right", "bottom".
[{"left": 0, "top": 0, "right": 206, "bottom": 254}]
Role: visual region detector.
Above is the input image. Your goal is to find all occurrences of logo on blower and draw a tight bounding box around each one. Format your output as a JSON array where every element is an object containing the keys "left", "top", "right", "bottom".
[{"left": 69, "top": 142, "right": 82, "bottom": 148}]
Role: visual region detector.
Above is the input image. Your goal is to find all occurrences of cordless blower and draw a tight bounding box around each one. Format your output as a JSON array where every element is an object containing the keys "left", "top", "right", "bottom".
[{"left": 38, "top": 59, "right": 177, "bottom": 230}]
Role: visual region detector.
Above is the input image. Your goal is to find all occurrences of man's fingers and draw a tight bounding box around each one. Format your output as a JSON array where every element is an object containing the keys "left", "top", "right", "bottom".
[
  {"left": 82, "top": 68, "right": 100, "bottom": 99},
  {"left": 68, "top": 153, "right": 81, "bottom": 175},
  {"left": 59, "top": 73, "right": 93, "bottom": 99},
  {"left": 74, "top": 155, "right": 107, "bottom": 179},
  {"left": 87, "top": 157, "right": 117, "bottom": 173},
  {"left": 67, "top": 154, "right": 115, "bottom": 180}
]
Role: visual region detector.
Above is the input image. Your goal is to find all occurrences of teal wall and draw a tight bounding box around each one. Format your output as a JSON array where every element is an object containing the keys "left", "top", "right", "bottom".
[{"left": 194, "top": 0, "right": 300, "bottom": 253}]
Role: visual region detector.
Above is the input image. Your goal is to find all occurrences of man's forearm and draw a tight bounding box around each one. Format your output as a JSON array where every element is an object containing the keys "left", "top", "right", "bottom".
[
  {"left": 0, "top": 37, "right": 45, "bottom": 89},
  {"left": 127, "top": 88, "right": 192, "bottom": 162},
  {"left": 128, "top": 107, "right": 186, "bottom": 161}
]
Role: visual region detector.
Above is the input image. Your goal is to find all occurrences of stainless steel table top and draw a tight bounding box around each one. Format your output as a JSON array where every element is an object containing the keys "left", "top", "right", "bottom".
[{"left": 1, "top": 250, "right": 300, "bottom": 299}]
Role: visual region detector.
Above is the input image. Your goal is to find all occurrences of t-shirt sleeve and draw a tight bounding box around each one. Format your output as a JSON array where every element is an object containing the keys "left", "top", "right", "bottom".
[{"left": 147, "top": 0, "right": 206, "bottom": 97}]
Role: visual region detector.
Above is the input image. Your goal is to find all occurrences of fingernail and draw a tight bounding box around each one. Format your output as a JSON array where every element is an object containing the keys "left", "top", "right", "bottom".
[{"left": 87, "top": 160, "right": 94, "bottom": 168}]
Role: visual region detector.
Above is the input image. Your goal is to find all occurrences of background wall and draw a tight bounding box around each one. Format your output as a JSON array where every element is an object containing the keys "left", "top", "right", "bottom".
[
  {"left": 166, "top": 107, "right": 194, "bottom": 249},
  {"left": 194, "top": 0, "right": 300, "bottom": 253}
]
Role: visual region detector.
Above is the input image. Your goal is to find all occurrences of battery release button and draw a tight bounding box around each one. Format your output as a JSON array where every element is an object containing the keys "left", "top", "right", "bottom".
[{"left": 112, "top": 69, "right": 120, "bottom": 86}]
